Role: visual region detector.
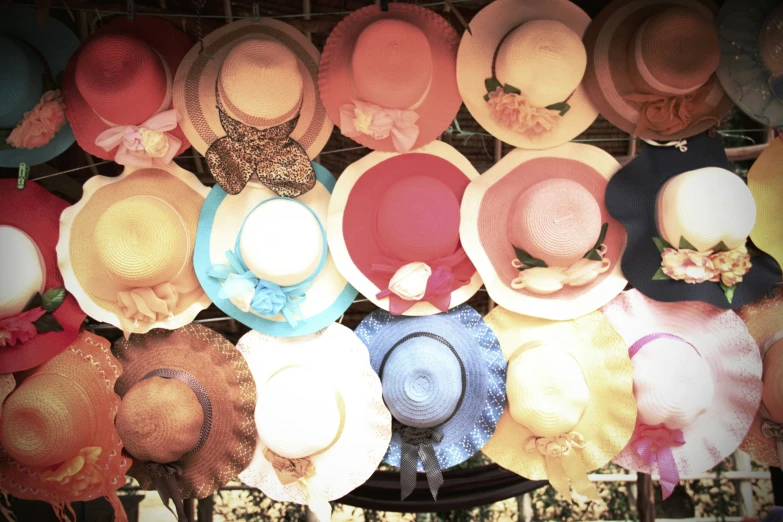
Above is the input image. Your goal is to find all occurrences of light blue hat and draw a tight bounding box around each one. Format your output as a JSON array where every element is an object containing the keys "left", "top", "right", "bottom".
[
  {"left": 356, "top": 304, "right": 506, "bottom": 501},
  {"left": 0, "top": 5, "right": 79, "bottom": 167}
]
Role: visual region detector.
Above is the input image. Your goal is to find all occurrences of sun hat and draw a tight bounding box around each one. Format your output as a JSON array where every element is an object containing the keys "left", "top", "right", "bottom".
[
  {"left": 0, "top": 331, "right": 130, "bottom": 522},
  {"left": 460, "top": 143, "right": 627, "bottom": 321},
  {"left": 456, "top": 0, "right": 598, "bottom": 150},
  {"left": 319, "top": 3, "right": 460, "bottom": 154},
  {"left": 0, "top": 180, "right": 86, "bottom": 374},
  {"left": 716, "top": 0, "right": 783, "bottom": 128},
  {"left": 0, "top": 374, "right": 13, "bottom": 418},
  {"left": 747, "top": 136, "right": 783, "bottom": 272},
  {"left": 236, "top": 324, "right": 391, "bottom": 522},
  {"left": 582, "top": 0, "right": 734, "bottom": 141},
  {"left": 327, "top": 141, "right": 482, "bottom": 316},
  {"left": 58, "top": 162, "right": 211, "bottom": 338},
  {"left": 173, "top": 18, "right": 333, "bottom": 196},
  {"left": 737, "top": 288, "right": 783, "bottom": 470},
  {"left": 606, "top": 132, "right": 781, "bottom": 309},
  {"left": 481, "top": 306, "right": 636, "bottom": 502},
  {"left": 602, "top": 289, "right": 762, "bottom": 499},
  {"left": 0, "top": 4, "right": 79, "bottom": 167},
  {"left": 62, "top": 16, "right": 192, "bottom": 166},
  {"left": 355, "top": 304, "right": 506, "bottom": 501},
  {"left": 113, "top": 324, "right": 256, "bottom": 521},
  {"left": 195, "top": 163, "right": 357, "bottom": 338}
]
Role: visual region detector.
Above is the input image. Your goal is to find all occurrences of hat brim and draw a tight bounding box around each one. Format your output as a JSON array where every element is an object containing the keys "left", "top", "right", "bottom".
[
  {"left": 327, "top": 141, "right": 482, "bottom": 316},
  {"left": 602, "top": 289, "right": 763, "bottom": 476},
  {"left": 460, "top": 143, "right": 628, "bottom": 320},
  {"left": 605, "top": 132, "right": 781, "bottom": 309},
  {"left": 173, "top": 18, "right": 333, "bottom": 158},
  {"left": 456, "top": 0, "right": 599, "bottom": 150},
  {"left": 748, "top": 138, "right": 783, "bottom": 273},
  {"left": 194, "top": 163, "right": 358, "bottom": 337},
  {"left": 237, "top": 324, "right": 391, "bottom": 502}
]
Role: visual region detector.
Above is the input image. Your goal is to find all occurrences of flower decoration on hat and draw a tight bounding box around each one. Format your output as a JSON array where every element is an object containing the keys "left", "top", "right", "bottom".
[
  {"left": 484, "top": 78, "right": 570, "bottom": 137},
  {"left": 95, "top": 109, "right": 182, "bottom": 167},
  {"left": 0, "top": 287, "right": 68, "bottom": 348}
]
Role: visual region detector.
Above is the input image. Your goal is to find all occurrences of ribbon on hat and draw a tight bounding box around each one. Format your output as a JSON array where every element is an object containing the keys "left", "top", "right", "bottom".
[
  {"left": 262, "top": 448, "right": 331, "bottom": 521},
  {"left": 393, "top": 421, "right": 445, "bottom": 501},
  {"left": 339, "top": 99, "right": 419, "bottom": 153},
  {"left": 524, "top": 432, "right": 600, "bottom": 502},
  {"left": 623, "top": 92, "right": 720, "bottom": 137},
  {"left": 116, "top": 283, "right": 178, "bottom": 337},
  {"left": 629, "top": 424, "right": 686, "bottom": 499},
  {"left": 144, "top": 462, "right": 186, "bottom": 521},
  {"left": 94, "top": 109, "right": 181, "bottom": 167},
  {"left": 761, "top": 419, "right": 783, "bottom": 469}
]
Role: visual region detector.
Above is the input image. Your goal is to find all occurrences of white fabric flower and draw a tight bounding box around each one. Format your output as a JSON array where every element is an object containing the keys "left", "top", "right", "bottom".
[
  {"left": 387, "top": 262, "right": 432, "bottom": 301},
  {"left": 226, "top": 273, "right": 255, "bottom": 313}
]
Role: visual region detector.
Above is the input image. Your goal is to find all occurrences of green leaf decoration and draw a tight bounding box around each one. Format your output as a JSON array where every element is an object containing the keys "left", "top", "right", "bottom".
[
  {"left": 485, "top": 78, "right": 502, "bottom": 94},
  {"left": 503, "top": 83, "right": 521, "bottom": 95},
  {"left": 545, "top": 102, "right": 571, "bottom": 116},
  {"left": 33, "top": 314, "right": 64, "bottom": 334},
  {"left": 679, "top": 236, "right": 697, "bottom": 251},
  {"left": 652, "top": 267, "right": 671, "bottom": 280},
  {"left": 514, "top": 246, "right": 548, "bottom": 270},
  {"left": 483, "top": 93, "right": 490, "bottom": 102},
  {"left": 720, "top": 281, "right": 736, "bottom": 304},
  {"left": 652, "top": 237, "right": 673, "bottom": 253},
  {"left": 583, "top": 223, "right": 609, "bottom": 261},
  {"left": 711, "top": 241, "right": 730, "bottom": 254},
  {"left": 23, "top": 292, "right": 43, "bottom": 312},
  {"left": 41, "top": 287, "right": 66, "bottom": 313}
]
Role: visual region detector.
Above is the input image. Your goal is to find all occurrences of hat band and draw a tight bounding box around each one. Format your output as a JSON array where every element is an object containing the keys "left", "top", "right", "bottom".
[{"left": 628, "top": 332, "right": 699, "bottom": 359}]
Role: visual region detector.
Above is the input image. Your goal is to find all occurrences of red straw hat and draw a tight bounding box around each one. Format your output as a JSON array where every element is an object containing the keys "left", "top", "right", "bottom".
[
  {"left": 0, "top": 180, "right": 85, "bottom": 374},
  {"left": 62, "top": 16, "right": 191, "bottom": 164}
]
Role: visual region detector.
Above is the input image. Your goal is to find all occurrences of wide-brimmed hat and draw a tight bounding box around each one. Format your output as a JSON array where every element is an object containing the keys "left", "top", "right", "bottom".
[
  {"left": 481, "top": 306, "right": 636, "bottom": 502},
  {"left": 0, "top": 5, "right": 79, "bottom": 167},
  {"left": 460, "top": 143, "right": 627, "bottom": 320},
  {"left": 319, "top": 3, "right": 461, "bottom": 154},
  {"left": 0, "top": 374, "right": 13, "bottom": 418},
  {"left": 583, "top": 0, "right": 734, "bottom": 141},
  {"left": 62, "top": 16, "right": 191, "bottom": 166},
  {"left": 113, "top": 324, "right": 257, "bottom": 521},
  {"left": 748, "top": 137, "right": 783, "bottom": 272},
  {"left": 0, "top": 331, "right": 130, "bottom": 522},
  {"left": 602, "top": 289, "right": 762, "bottom": 499},
  {"left": 195, "top": 163, "right": 357, "bottom": 337},
  {"left": 173, "top": 18, "right": 332, "bottom": 196},
  {"left": 0, "top": 180, "right": 85, "bottom": 373},
  {"left": 606, "top": 132, "right": 781, "bottom": 309},
  {"left": 237, "top": 324, "right": 391, "bottom": 522},
  {"left": 457, "top": 0, "right": 598, "bottom": 150},
  {"left": 327, "top": 141, "right": 482, "bottom": 315},
  {"left": 58, "top": 163, "right": 211, "bottom": 337},
  {"left": 738, "top": 288, "right": 783, "bottom": 469},
  {"left": 716, "top": 0, "right": 783, "bottom": 128},
  {"left": 356, "top": 305, "right": 506, "bottom": 501}
]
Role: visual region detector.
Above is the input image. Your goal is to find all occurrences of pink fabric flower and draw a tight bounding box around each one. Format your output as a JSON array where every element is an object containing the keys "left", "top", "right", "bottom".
[
  {"left": 661, "top": 248, "right": 720, "bottom": 284},
  {"left": 0, "top": 307, "right": 46, "bottom": 347},
  {"left": 486, "top": 87, "right": 561, "bottom": 135},
  {"left": 6, "top": 90, "right": 67, "bottom": 149},
  {"left": 339, "top": 100, "right": 419, "bottom": 153}
]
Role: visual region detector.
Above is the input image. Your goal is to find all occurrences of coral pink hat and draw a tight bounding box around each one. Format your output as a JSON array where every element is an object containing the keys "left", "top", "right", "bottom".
[
  {"left": 319, "top": 4, "right": 462, "bottom": 153},
  {"left": 63, "top": 16, "right": 191, "bottom": 165},
  {"left": 327, "top": 141, "right": 482, "bottom": 315}
]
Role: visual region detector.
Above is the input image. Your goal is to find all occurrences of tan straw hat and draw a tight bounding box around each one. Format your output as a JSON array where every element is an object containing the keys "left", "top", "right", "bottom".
[{"left": 748, "top": 136, "right": 783, "bottom": 272}]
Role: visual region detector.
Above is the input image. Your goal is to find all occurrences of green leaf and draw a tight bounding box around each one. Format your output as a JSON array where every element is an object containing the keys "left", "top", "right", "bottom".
[
  {"left": 33, "top": 313, "right": 64, "bottom": 333},
  {"left": 652, "top": 267, "right": 671, "bottom": 280},
  {"left": 485, "top": 77, "right": 502, "bottom": 94},
  {"left": 41, "top": 287, "right": 66, "bottom": 313},
  {"left": 545, "top": 102, "right": 571, "bottom": 116},
  {"left": 483, "top": 93, "right": 490, "bottom": 102},
  {"left": 711, "top": 241, "right": 730, "bottom": 254},
  {"left": 652, "top": 236, "right": 673, "bottom": 253},
  {"left": 502, "top": 83, "right": 521, "bottom": 95},
  {"left": 23, "top": 292, "right": 43, "bottom": 312},
  {"left": 720, "top": 281, "right": 736, "bottom": 304},
  {"left": 679, "top": 236, "right": 697, "bottom": 250},
  {"left": 513, "top": 246, "right": 548, "bottom": 269},
  {"left": 584, "top": 250, "right": 603, "bottom": 261},
  {"left": 594, "top": 223, "right": 609, "bottom": 250}
]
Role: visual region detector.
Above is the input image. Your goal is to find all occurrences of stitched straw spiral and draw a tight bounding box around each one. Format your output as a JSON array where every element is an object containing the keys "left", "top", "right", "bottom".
[
  {"left": 351, "top": 19, "right": 433, "bottom": 110},
  {"left": 0, "top": 374, "right": 96, "bottom": 468},
  {"left": 759, "top": 5, "right": 783, "bottom": 76},
  {"left": 0, "top": 36, "right": 44, "bottom": 128},
  {"left": 764, "top": 343, "right": 783, "bottom": 421},
  {"left": 0, "top": 226, "right": 44, "bottom": 318},
  {"left": 94, "top": 196, "right": 189, "bottom": 287}
]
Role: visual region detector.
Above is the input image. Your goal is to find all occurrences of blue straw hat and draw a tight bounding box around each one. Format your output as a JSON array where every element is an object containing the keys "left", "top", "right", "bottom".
[
  {"left": 356, "top": 304, "right": 506, "bottom": 500},
  {"left": 0, "top": 5, "right": 79, "bottom": 167}
]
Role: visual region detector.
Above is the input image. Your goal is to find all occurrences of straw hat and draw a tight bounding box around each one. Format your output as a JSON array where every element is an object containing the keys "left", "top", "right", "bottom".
[
  {"left": 0, "top": 331, "right": 130, "bottom": 522},
  {"left": 748, "top": 137, "right": 783, "bottom": 272},
  {"left": 58, "top": 162, "right": 211, "bottom": 337},
  {"left": 237, "top": 324, "right": 391, "bottom": 522},
  {"left": 319, "top": 3, "right": 461, "bottom": 153},
  {"left": 0, "top": 180, "right": 86, "bottom": 373},
  {"left": 716, "top": 0, "right": 783, "bottom": 128},
  {"left": 606, "top": 132, "right": 781, "bottom": 309},
  {"left": 173, "top": 18, "right": 332, "bottom": 196},
  {"left": 0, "top": 374, "right": 13, "bottom": 418},
  {"left": 0, "top": 5, "right": 79, "bottom": 167},
  {"left": 583, "top": 0, "right": 734, "bottom": 141},
  {"left": 327, "top": 141, "right": 482, "bottom": 316},
  {"left": 738, "top": 288, "right": 783, "bottom": 469},
  {"left": 456, "top": 0, "right": 598, "bottom": 150},
  {"left": 460, "top": 143, "right": 627, "bottom": 320},
  {"left": 482, "top": 306, "right": 636, "bottom": 502},
  {"left": 113, "top": 324, "right": 257, "bottom": 520},
  {"left": 62, "top": 16, "right": 192, "bottom": 165},
  {"left": 356, "top": 305, "right": 506, "bottom": 501},
  {"left": 194, "top": 163, "right": 357, "bottom": 338},
  {"left": 602, "top": 289, "right": 762, "bottom": 499}
]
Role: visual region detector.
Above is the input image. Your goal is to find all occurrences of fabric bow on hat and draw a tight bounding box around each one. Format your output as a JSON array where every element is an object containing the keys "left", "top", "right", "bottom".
[
  {"left": 393, "top": 421, "right": 445, "bottom": 501},
  {"left": 263, "top": 449, "right": 331, "bottom": 522},
  {"left": 116, "top": 283, "right": 179, "bottom": 338},
  {"left": 629, "top": 423, "right": 686, "bottom": 499},
  {"left": 524, "top": 431, "right": 600, "bottom": 502},
  {"left": 340, "top": 99, "right": 419, "bottom": 153},
  {"left": 94, "top": 109, "right": 181, "bottom": 167}
]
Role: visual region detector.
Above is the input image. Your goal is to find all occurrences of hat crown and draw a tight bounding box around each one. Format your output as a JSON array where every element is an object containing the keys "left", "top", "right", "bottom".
[
  {"left": 0, "top": 36, "right": 45, "bottom": 129},
  {"left": 0, "top": 373, "right": 96, "bottom": 467},
  {"left": 351, "top": 19, "right": 433, "bottom": 110},
  {"left": 759, "top": 5, "right": 783, "bottom": 76},
  {"left": 0, "top": 226, "right": 45, "bottom": 318},
  {"left": 656, "top": 167, "right": 756, "bottom": 251},
  {"left": 509, "top": 179, "right": 601, "bottom": 267},
  {"left": 494, "top": 20, "right": 587, "bottom": 108}
]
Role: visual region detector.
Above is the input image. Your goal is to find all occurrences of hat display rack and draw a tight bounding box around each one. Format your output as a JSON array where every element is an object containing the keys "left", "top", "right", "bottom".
[{"left": 0, "top": 0, "right": 781, "bottom": 522}]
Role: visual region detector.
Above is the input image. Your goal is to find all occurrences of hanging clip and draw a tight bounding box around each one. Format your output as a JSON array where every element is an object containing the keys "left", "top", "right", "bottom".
[
  {"left": 17, "top": 163, "right": 29, "bottom": 190},
  {"left": 380, "top": 0, "right": 389, "bottom": 12},
  {"left": 127, "top": 0, "right": 135, "bottom": 22},
  {"left": 252, "top": 3, "right": 260, "bottom": 22}
]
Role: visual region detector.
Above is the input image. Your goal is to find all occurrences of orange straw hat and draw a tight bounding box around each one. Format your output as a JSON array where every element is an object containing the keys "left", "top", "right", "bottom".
[
  {"left": 583, "top": 0, "right": 734, "bottom": 141},
  {"left": 0, "top": 331, "right": 130, "bottom": 522}
]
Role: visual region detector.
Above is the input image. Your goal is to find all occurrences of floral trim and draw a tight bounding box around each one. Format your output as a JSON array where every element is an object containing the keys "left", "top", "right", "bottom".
[
  {"left": 0, "top": 288, "right": 66, "bottom": 348},
  {"left": 484, "top": 78, "right": 570, "bottom": 136},
  {"left": 1, "top": 90, "right": 66, "bottom": 150}
]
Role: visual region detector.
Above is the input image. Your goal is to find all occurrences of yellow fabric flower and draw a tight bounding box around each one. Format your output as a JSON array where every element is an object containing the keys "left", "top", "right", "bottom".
[
  {"left": 661, "top": 248, "right": 720, "bottom": 284},
  {"left": 139, "top": 128, "right": 171, "bottom": 158},
  {"left": 711, "top": 243, "right": 752, "bottom": 287}
]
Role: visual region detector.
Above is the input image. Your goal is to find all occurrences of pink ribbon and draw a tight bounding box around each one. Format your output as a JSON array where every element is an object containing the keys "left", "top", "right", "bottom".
[
  {"left": 629, "top": 423, "right": 686, "bottom": 499},
  {"left": 94, "top": 109, "right": 181, "bottom": 167},
  {"left": 339, "top": 99, "right": 419, "bottom": 153}
]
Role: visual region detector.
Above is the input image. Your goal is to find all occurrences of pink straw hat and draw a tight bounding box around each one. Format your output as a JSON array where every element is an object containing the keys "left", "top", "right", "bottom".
[
  {"left": 460, "top": 143, "right": 627, "bottom": 320},
  {"left": 319, "top": 4, "right": 461, "bottom": 154}
]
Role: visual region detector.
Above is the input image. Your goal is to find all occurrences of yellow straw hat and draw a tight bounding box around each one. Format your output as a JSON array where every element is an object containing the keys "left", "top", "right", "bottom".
[
  {"left": 481, "top": 306, "right": 636, "bottom": 502},
  {"left": 748, "top": 136, "right": 783, "bottom": 272}
]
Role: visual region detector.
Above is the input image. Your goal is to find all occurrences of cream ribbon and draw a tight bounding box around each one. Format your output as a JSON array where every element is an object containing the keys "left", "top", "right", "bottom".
[
  {"left": 264, "top": 448, "right": 331, "bottom": 522},
  {"left": 116, "top": 283, "right": 179, "bottom": 337},
  {"left": 524, "top": 432, "right": 600, "bottom": 502},
  {"left": 511, "top": 247, "right": 611, "bottom": 295}
]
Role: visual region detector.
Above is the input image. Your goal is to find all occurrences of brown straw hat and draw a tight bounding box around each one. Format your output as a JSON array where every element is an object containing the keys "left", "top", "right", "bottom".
[{"left": 113, "top": 324, "right": 257, "bottom": 521}]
